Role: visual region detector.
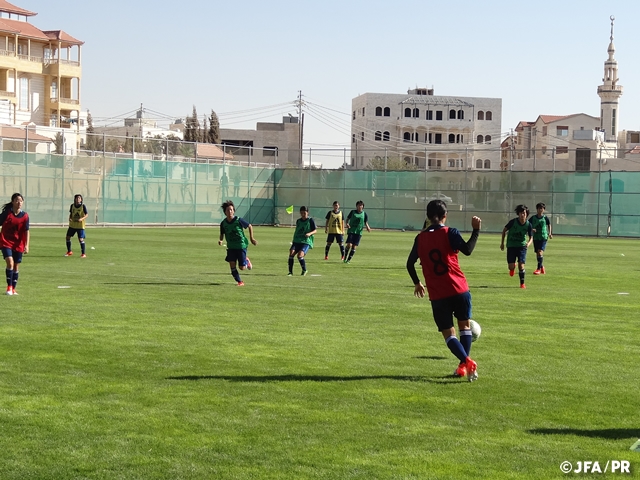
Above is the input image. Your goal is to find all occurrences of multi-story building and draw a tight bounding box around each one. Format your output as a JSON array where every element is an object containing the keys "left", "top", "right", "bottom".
[
  {"left": 350, "top": 87, "right": 502, "bottom": 170},
  {"left": 512, "top": 17, "right": 639, "bottom": 172},
  {"left": 0, "top": 0, "right": 84, "bottom": 152},
  {"left": 0, "top": 1, "right": 83, "bottom": 127}
]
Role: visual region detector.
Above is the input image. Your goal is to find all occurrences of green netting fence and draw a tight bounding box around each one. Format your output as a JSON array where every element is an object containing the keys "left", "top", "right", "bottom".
[{"left": 1, "top": 152, "right": 638, "bottom": 237}]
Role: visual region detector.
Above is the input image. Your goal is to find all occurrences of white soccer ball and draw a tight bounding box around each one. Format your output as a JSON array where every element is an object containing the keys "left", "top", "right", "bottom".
[{"left": 469, "top": 319, "right": 481, "bottom": 342}]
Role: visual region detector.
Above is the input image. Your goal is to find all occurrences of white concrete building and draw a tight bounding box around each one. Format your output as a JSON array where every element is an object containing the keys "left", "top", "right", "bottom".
[{"left": 350, "top": 87, "right": 502, "bottom": 170}]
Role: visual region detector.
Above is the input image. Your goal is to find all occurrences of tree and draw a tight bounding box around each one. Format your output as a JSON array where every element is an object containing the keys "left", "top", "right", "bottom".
[
  {"left": 201, "top": 115, "right": 208, "bottom": 143},
  {"left": 86, "top": 110, "right": 98, "bottom": 151},
  {"left": 208, "top": 110, "right": 220, "bottom": 144},
  {"left": 367, "top": 156, "right": 418, "bottom": 171},
  {"left": 53, "top": 132, "right": 64, "bottom": 154},
  {"left": 183, "top": 105, "right": 200, "bottom": 143}
]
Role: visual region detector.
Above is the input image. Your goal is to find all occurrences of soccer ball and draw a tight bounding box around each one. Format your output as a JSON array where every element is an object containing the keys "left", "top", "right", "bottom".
[{"left": 469, "top": 319, "right": 481, "bottom": 342}]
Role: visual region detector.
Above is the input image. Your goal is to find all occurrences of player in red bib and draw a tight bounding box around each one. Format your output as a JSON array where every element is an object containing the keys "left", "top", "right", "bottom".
[
  {"left": 407, "top": 199, "right": 481, "bottom": 381},
  {"left": 0, "top": 193, "right": 30, "bottom": 295}
]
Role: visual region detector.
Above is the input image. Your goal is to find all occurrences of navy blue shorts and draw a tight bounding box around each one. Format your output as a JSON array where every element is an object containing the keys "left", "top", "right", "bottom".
[
  {"left": 533, "top": 240, "right": 547, "bottom": 252},
  {"left": 326, "top": 234, "right": 343, "bottom": 244},
  {"left": 1, "top": 247, "right": 23, "bottom": 264},
  {"left": 507, "top": 246, "right": 527, "bottom": 264},
  {"left": 346, "top": 233, "right": 362, "bottom": 246},
  {"left": 225, "top": 248, "right": 248, "bottom": 267},
  {"left": 290, "top": 243, "right": 310, "bottom": 255},
  {"left": 430, "top": 291, "right": 472, "bottom": 332},
  {"left": 66, "top": 227, "right": 86, "bottom": 239}
]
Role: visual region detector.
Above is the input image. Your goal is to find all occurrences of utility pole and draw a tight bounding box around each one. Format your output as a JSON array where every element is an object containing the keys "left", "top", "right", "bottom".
[{"left": 296, "top": 90, "right": 304, "bottom": 167}]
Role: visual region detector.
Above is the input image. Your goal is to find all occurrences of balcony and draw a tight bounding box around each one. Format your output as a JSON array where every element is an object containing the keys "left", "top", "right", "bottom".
[
  {"left": 50, "top": 96, "right": 80, "bottom": 107},
  {"left": 0, "top": 90, "right": 15, "bottom": 99}
]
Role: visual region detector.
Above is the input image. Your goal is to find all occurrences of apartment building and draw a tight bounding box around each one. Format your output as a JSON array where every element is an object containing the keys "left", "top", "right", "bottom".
[{"left": 350, "top": 87, "right": 502, "bottom": 170}]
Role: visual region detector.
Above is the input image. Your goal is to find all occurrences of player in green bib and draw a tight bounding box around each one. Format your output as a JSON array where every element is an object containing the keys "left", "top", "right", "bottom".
[
  {"left": 65, "top": 194, "right": 88, "bottom": 258},
  {"left": 288, "top": 206, "right": 317, "bottom": 276},
  {"left": 500, "top": 204, "right": 533, "bottom": 288},
  {"left": 529, "top": 202, "right": 552, "bottom": 275},
  {"left": 344, "top": 200, "right": 371, "bottom": 264},
  {"left": 218, "top": 200, "right": 257, "bottom": 286}
]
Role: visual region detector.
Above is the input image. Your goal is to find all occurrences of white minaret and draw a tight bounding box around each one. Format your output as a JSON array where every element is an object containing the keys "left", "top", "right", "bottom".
[{"left": 597, "top": 16, "right": 623, "bottom": 142}]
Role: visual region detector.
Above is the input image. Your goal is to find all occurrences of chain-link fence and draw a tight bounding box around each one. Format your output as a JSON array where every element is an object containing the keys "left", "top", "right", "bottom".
[{"left": 1, "top": 151, "right": 638, "bottom": 237}]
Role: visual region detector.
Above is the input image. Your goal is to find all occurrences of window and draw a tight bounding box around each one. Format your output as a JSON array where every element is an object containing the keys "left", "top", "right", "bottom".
[
  {"left": 413, "top": 108, "right": 420, "bottom": 118},
  {"left": 449, "top": 109, "right": 456, "bottom": 119},
  {"left": 542, "top": 146, "right": 547, "bottom": 154},
  {"left": 484, "top": 159, "right": 491, "bottom": 169},
  {"left": 352, "top": 134, "right": 355, "bottom": 144},
  {"left": 362, "top": 107, "right": 365, "bottom": 116},
  {"left": 263, "top": 146, "right": 278, "bottom": 157},
  {"left": 476, "top": 159, "right": 483, "bottom": 169},
  {"left": 436, "top": 111, "right": 443, "bottom": 121},
  {"left": 414, "top": 132, "right": 419, "bottom": 142},
  {"left": 352, "top": 111, "right": 355, "bottom": 120},
  {"left": 403, "top": 132, "right": 411, "bottom": 142},
  {"left": 427, "top": 132, "right": 432, "bottom": 144},
  {"left": 404, "top": 156, "right": 412, "bottom": 165},
  {"left": 426, "top": 110, "right": 433, "bottom": 120},
  {"left": 485, "top": 135, "right": 491, "bottom": 144},
  {"left": 542, "top": 126, "right": 547, "bottom": 136},
  {"left": 360, "top": 132, "right": 364, "bottom": 141},
  {"left": 19, "top": 77, "right": 28, "bottom": 110},
  {"left": 576, "top": 148, "right": 591, "bottom": 171},
  {"left": 383, "top": 131, "right": 390, "bottom": 141},
  {"left": 51, "top": 81, "right": 57, "bottom": 99},
  {"left": 477, "top": 111, "right": 484, "bottom": 120},
  {"left": 434, "top": 133, "right": 442, "bottom": 144},
  {"left": 404, "top": 107, "right": 411, "bottom": 118},
  {"left": 630, "top": 133, "right": 640, "bottom": 143},
  {"left": 477, "top": 135, "right": 483, "bottom": 144},
  {"left": 557, "top": 126, "right": 568, "bottom": 137},
  {"left": 428, "top": 159, "right": 442, "bottom": 169},
  {"left": 448, "top": 159, "right": 455, "bottom": 167},
  {"left": 458, "top": 110, "right": 464, "bottom": 120},
  {"left": 456, "top": 134, "right": 463, "bottom": 143},
  {"left": 612, "top": 109, "right": 616, "bottom": 136},
  {"left": 448, "top": 134, "right": 455, "bottom": 143},
  {"left": 374, "top": 131, "right": 382, "bottom": 141},
  {"left": 384, "top": 107, "right": 390, "bottom": 116},
  {"left": 375, "top": 106, "right": 382, "bottom": 116},
  {"left": 485, "top": 111, "right": 492, "bottom": 121},
  {"left": 556, "top": 146, "right": 569, "bottom": 154}
]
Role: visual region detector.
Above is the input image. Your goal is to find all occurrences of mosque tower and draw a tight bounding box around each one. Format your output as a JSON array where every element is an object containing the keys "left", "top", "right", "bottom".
[{"left": 597, "top": 16, "right": 623, "bottom": 142}]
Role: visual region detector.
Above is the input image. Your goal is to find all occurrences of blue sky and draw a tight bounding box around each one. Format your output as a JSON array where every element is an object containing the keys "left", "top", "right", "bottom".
[{"left": 21, "top": 0, "right": 640, "bottom": 167}]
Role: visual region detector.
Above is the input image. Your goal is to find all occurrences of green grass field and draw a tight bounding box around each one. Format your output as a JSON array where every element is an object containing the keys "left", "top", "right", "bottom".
[{"left": 0, "top": 226, "right": 638, "bottom": 479}]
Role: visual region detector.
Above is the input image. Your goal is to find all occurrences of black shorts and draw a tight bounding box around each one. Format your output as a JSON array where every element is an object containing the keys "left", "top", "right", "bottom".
[
  {"left": 430, "top": 291, "right": 472, "bottom": 332},
  {"left": 326, "top": 234, "right": 343, "bottom": 244},
  {"left": 346, "top": 233, "right": 362, "bottom": 246}
]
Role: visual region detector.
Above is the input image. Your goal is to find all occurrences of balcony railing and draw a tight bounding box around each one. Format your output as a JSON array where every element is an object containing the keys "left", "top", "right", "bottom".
[
  {"left": 50, "top": 96, "right": 79, "bottom": 105},
  {"left": 47, "top": 58, "right": 80, "bottom": 67},
  {"left": 0, "top": 50, "right": 78, "bottom": 65},
  {"left": 0, "top": 90, "right": 15, "bottom": 97}
]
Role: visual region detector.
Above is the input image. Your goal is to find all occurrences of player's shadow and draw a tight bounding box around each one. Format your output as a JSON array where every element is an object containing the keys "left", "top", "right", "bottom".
[
  {"left": 414, "top": 355, "right": 448, "bottom": 360},
  {"left": 103, "top": 282, "right": 223, "bottom": 286},
  {"left": 166, "top": 374, "right": 465, "bottom": 385},
  {"left": 528, "top": 428, "right": 639, "bottom": 439}
]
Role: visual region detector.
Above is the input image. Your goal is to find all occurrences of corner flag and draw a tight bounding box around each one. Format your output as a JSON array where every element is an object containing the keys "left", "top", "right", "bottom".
[{"left": 286, "top": 205, "right": 294, "bottom": 214}]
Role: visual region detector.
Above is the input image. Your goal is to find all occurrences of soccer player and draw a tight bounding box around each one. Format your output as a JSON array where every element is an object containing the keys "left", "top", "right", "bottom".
[
  {"left": 343, "top": 200, "right": 371, "bottom": 263},
  {"left": 406, "top": 200, "right": 481, "bottom": 381},
  {"left": 500, "top": 204, "right": 533, "bottom": 289},
  {"left": 529, "top": 202, "right": 552, "bottom": 275},
  {"left": 288, "top": 206, "right": 316, "bottom": 276},
  {"left": 218, "top": 200, "right": 257, "bottom": 286},
  {"left": 0, "top": 193, "right": 30, "bottom": 295},
  {"left": 65, "top": 194, "right": 88, "bottom": 258},
  {"left": 324, "top": 201, "right": 344, "bottom": 260}
]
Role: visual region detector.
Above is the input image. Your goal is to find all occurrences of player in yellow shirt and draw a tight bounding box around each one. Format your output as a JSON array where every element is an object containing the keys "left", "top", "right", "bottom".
[
  {"left": 65, "top": 194, "right": 88, "bottom": 258},
  {"left": 324, "top": 201, "right": 345, "bottom": 260}
]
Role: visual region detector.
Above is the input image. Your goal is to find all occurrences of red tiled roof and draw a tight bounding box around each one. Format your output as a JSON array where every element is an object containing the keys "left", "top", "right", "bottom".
[
  {"left": 514, "top": 121, "right": 534, "bottom": 132},
  {"left": 196, "top": 143, "right": 235, "bottom": 160},
  {"left": 0, "top": 0, "right": 36, "bottom": 16},
  {"left": 0, "top": 17, "right": 49, "bottom": 40},
  {"left": 43, "top": 30, "right": 84, "bottom": 46},
  {"left": 538, "top": 115, "right": 569, "bottom": 124},
  {"left": 627, "top": 145, "right": 640, "bottom": 155},
  {"left": 0, "top": 125, "right": 53, "bottom": 142}
]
